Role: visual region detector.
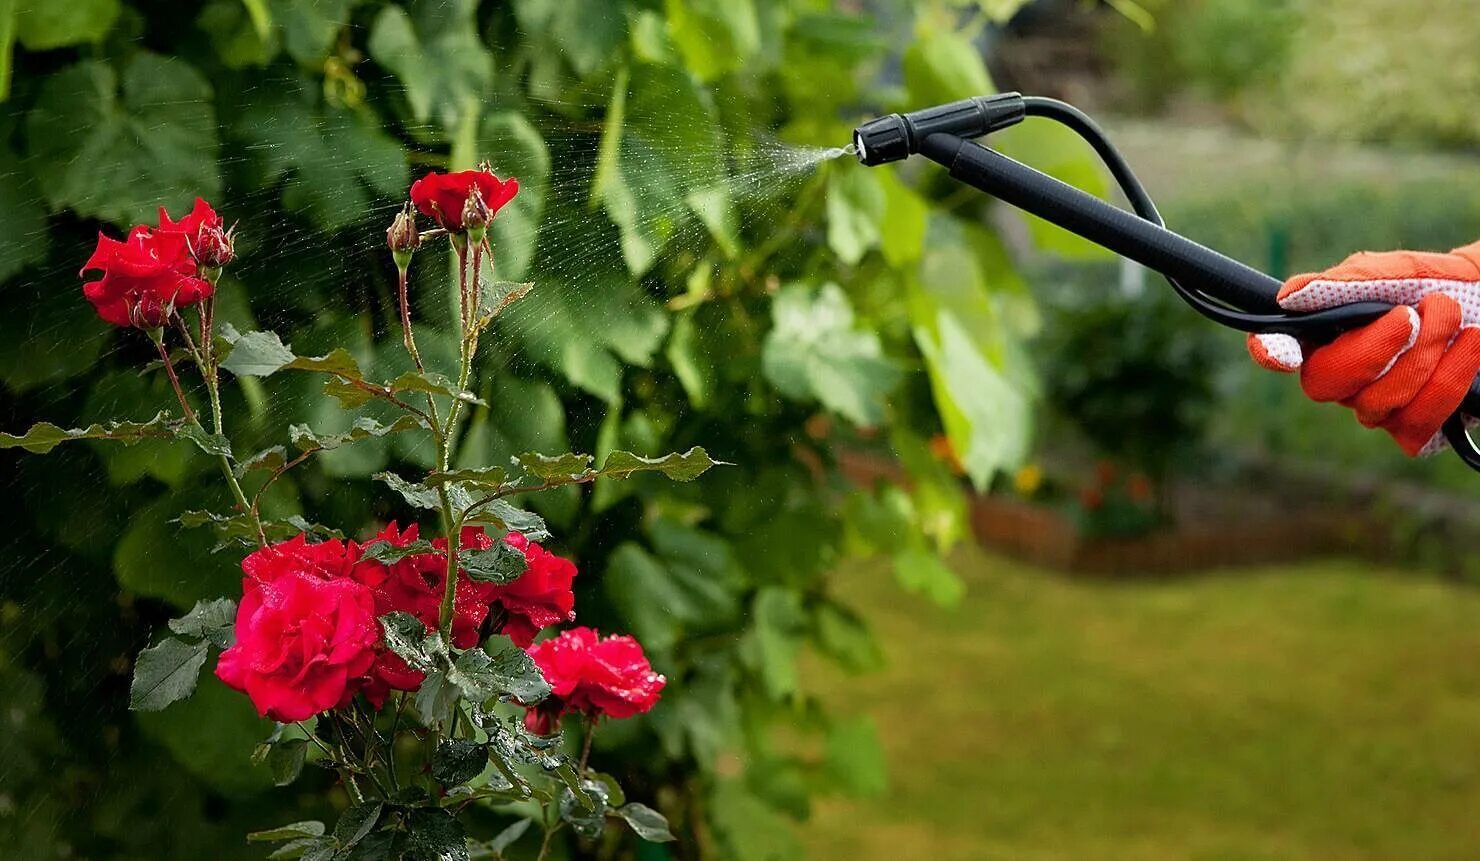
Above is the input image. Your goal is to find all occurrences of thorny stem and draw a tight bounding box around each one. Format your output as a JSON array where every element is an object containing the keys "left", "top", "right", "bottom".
[
  {"left": 172, "top": 307, "right": 263, "bottom": 543},
  {"left": 397, "top": 268, "right": 427, "bottom": 374},
  {"left": 457, "top": 242, "right": 470, "bottom": 333},
  {"left": 153, "top": 337, "right": 198, "bottom": 426},
  {"left": 536, "top": 821, "right": 564, "bottom": 861},
  {"left": 249, "top": 448, "right": 314, "bottom": 532},
  {"left": 578, "top": 715, "right": 597, "bottom": 776}
]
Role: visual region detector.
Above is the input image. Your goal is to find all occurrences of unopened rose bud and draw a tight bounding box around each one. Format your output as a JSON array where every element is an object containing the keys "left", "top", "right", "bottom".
[
  {"left": 387, "top": 202, "right": 420, "bottom": 272},
  {"left": 194, "top": 222, "right": 236, "bottom": 278},
  {"left": 460, "top": 187, "right": 489, "bottom": 245}
]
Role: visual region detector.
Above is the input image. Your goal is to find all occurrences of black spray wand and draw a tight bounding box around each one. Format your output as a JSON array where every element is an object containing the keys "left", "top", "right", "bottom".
[{"left": 852, "top": 94, "right": 1480, "bottom": 472}]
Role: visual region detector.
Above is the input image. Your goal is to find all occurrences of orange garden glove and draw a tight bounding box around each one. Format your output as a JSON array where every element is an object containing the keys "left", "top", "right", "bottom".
[{"left": 1246, "top": 241, "right": 1480, "bottom": 456}]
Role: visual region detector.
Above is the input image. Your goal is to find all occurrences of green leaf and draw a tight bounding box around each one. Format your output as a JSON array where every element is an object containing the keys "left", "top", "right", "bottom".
[
  {"left": 512, "top": 0, "right": 625, "bottom": 78},
  {"left": 236, "top": 79, "right": 408, "bottom": 232},
  {"left": 877, "top": 170, "right": 929, "bottom": 267},
  {"left": 615, "top": 803, "right": 676, "bottom": 843},
  {"left": 478, "top": 111, "right": 549, "bottom": 281},
  {"left": 368, "top": 0, "right": 492, "bottom": 134},
  {"left": 129, "top": 638, "right": 210, "bottom": 712},
  {"left": 290, "top": 415, "right": 425, "bottom": 453},
  {"left": 762, "top": 283, "right": 901, "bottom": 427},
  {"left": 0, "top": 411, "right": 175, "bottom": 454},
  {"left": 902, "top": 26, "right": 993, "bottom": 106},
  {"left": 167, "top": 598, "right": 237, "bottom": 649},
  {"left": 826, "top": 167, "right": 885, "bottom": 265},
  {"left": 475, "top": 281, "right": 533, "bottom": 325},
  {"left": 266, "top": 737, "right": 309, "bottom": 787},
  {"left": 173, "top": 424, "right": 233, "bottom": 458},
  {"left": 463, "top": 498, "right": 549, "bottom": 542},
  {"left": 249, "top": 822, "right": 327, "bottom": 843},
  {"left": 893, "top": 545, "right": 965, "bottom": 608},
  {"left": 461, "top": 543, "right": 527, "bottom": 585},
  {"left": 333, "top": 802, "right": 384, "bottom": 852},
  {"left": 415, "top": 671, "right": 458, "bottom": 728},
  {"left": 746, "top": 588, "right": 806, "bottom": 700},
  {"left": 220, "top": 328, "right": 296, "bottom": 376},
  {"left": 405, "top": 808, "right": 467, "bottom": 861},
  {"left": 432, "top": 739, "right": 487, "bottom": 787},
  {"left": 379, "top": 612, "right": 434, "bottom": 672},
  {"left": 238, "top": 445, "right": 288, "bottom": 476},
  {"left": 909, "top": 219, "right": 1035, "bottom": 488},
  {"left": 361, "top": 539, "right": 437, "bottom": 564},
  {"left": 269, "top": 0, "right": 360, "bottom": 64},
  {"left": 590, "top": 64, "right": 730, "bottom": 275},
  {"left": 0, "top": 145, "right": 49, "bottom": 281},
  {"left": 375, "top": 471, "right": 444, "bottom": 510},
  {"left": 483, "top": 820, "right": 531, "bottom": 855},
  {"left": 514, "top": 452, "right": 593, "bottom": 481},
  {"left": 15, "top": 0, "right": 119, "bottom": 51},
  {"left": 27, "top": 54, "right": 219, "bottom": 227},
  {"left": 665, "top": 0, "right": 761, "bottom": 82},
  {"left": 449, "top": 641, "right": 551, "bottom": 705},
  {"left": 599, "top": 447, "right": 722, "bottom": 482},
  {"left": 813, "top": 601, "right": 883, "bottom": 674},
  {"left": 424, "top": 466, "right": 505, "bottom": 490}
]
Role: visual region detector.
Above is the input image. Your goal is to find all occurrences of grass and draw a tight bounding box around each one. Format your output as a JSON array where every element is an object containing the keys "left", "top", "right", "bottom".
[{"left": 802, "top": 550, "right": 1480, "bottom": 860}]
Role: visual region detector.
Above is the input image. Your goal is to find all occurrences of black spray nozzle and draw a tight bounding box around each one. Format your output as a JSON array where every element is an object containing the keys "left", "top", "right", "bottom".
[{"left": 852, "top": 92, "right": 1026, "bottom": 166}]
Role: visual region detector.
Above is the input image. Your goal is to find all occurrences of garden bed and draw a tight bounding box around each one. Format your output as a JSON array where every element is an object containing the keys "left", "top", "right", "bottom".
[{"left": 968, "top": 492, "right": 1378, "bottom": 576}]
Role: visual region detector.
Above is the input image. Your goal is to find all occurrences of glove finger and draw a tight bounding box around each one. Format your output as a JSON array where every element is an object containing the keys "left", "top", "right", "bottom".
[
  {"left": 1247, "top": 332, "right": 1302, "bottom": 372},
  {"left": 1343, "top": 293, "right": 1463, "bottom": 427},
  {"left": 1300, "top": 305, "right": 1418, "bottom": 402},
  {"left": 1279, "top": 250, "right": 1479, "bottom": 311},
  {"left": 1381, "top": 326, "right": 1480, "bottom": 456}
]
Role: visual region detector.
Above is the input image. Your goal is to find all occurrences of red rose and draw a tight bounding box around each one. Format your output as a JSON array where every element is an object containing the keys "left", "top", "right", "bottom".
[
  {"left": 359, "top": 523, "right": 499, "bottom": 650},
  {"left": 80, "top": 225, "right": 212, "bottom": 327},
  {"left": 158, "top": 197, "right": 234, "bottom": 270},
  {"left": 215, "top": 567, "right": 379, "bottom": 723},
  {"left": 409, "top": 169, "right": 519, "bottom": 232},
  {"left": 495, "top": 532, "right": 577, "bottom": 647},
  {"left": 523, "top": 627, "right": 665, "bottom": 730}
]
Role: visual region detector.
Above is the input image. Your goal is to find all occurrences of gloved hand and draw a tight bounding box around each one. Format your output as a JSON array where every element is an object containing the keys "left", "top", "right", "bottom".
[{"left": 1247, "top": 241, "right": 1480, "bottom": 455}]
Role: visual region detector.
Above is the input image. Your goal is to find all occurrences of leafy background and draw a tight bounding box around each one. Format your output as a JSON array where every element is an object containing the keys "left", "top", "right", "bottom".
[{"left": 0, "top": 0, "right": 1098, "bottom": 858}]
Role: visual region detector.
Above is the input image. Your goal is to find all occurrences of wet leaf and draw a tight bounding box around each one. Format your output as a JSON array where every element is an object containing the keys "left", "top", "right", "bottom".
[
  {"left": 167, "top": 597, "right": 237, "bottom": 649},
  {"left": 248, "top": 821, "right": 327, "bottom": 843},
  {"left": 599, "top": 447, "right": 721, "bottom": 482},
  {"left": 266, "top": 737, "right": 308, "bottom": 786},
  {"left": 361, "top": 539, "right": 437, "bottom": 564},
  {"left": 375, "top": 471, "right": 443, "bottom": 510},
  {"left": 448, "top": 641, "right": 550, "bottom": 705},
  {"left": 461, "top": 543, "right": 527, "bottom": 584},
  {"left": 405, "top": 808, "right": 467, "bottom": 861},
  {"left": 514, "top": 451, "right": 593, "bottom": 481},
  {"left": 0, "top": 411, "right": 175, "bottom": 454},
  {"left": 289, "top": 415, "right": 424, "bottom": 453},
  {"left": 432, "top": 739, "right": 487, "bottom": 786},
  {"left": 28, "top": 54, "right": 219, "bottom": 226},
  {"left": 615, "top": 803, "right": 676, "bottom": 843},
  {"left": 762, "top": 283, "right": 900, "bottom": 427},
  {"left": 129, "top": 637, "right": 209, "bottom": 712},
  {"left": 379, "top": 612, "right": 434, "bottom": 672}
]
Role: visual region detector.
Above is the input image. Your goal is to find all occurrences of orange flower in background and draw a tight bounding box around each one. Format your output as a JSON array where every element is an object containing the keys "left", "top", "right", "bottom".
[
  {"left": 929, "top": 433, "right": 964, "bottom": 475},
  {"left": 1127, "top": 472, "right": 1154, "bottom": 503},
  {"left": 1079, "top": 486, "right": 1103, "bottom": 511}
]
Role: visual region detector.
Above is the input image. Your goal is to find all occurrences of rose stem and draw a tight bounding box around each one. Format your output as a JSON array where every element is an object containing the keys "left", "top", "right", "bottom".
[{"left": 578, "top": 715, "right": 597, "bottom": 775}]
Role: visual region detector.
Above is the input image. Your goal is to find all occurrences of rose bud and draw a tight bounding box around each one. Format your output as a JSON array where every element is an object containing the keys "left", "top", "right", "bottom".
[
  {"left": 194, "top": 222, "right": 236, "bottom": 276},
  {"left": 460, "top": 186, "right": 490, "bottom": 246},
  {"left": 386, "top": 202, "right": 420, "bottom": 272}
]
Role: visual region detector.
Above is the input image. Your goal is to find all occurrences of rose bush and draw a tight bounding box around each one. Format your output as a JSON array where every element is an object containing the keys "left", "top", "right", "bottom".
[{"left": 4, "top": 169, "right": 712, "bottom": 857}]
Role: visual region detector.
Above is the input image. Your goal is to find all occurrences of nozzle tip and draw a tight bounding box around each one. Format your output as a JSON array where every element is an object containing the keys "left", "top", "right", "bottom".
[{"left": 851, "top": 114, "right": 910, "bottom": 167}]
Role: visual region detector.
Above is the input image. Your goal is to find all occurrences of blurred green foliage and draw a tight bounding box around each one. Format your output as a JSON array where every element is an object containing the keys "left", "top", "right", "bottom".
[
  {"left": 0, "top": 1, "right": 1106, "bottom": 858},
  {"left": 1106, "top": 0, "right": 1480, "bottom": 147}
]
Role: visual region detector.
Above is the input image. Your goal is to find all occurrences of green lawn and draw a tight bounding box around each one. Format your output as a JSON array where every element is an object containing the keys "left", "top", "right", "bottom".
[{"left": 803, "top": 550, "right": 1480, "bottom": 860}]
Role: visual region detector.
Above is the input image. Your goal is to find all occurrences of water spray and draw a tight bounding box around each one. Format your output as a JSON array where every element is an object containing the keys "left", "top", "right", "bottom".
[{"left": 852, "top": 93, "right": 1480, "bottom": 473}]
